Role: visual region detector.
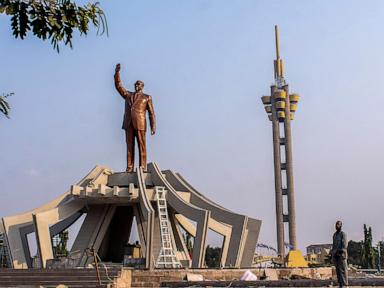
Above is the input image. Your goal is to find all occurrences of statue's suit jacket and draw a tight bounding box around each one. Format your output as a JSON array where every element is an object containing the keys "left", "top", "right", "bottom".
[{"left": 114, "top": 72, "right": 156, "bottom": 132}]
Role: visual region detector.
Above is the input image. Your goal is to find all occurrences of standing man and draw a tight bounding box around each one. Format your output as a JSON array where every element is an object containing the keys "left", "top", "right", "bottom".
[
  {"left": 332, "top": 220, "right": 348, "bottom": 288},
  {"left": 114, "top": 63, "right": 156, "bottom": 172}
]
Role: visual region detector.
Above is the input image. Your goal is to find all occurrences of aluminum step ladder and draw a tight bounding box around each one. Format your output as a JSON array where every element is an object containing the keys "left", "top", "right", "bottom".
[{"left": 155, "top": 186, "right": 182, "bottom": 268}]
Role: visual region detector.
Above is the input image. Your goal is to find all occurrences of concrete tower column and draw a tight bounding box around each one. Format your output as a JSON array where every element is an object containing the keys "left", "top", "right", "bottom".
[
  {"left": 283, "top": 85, "right": 297, "bottom": 250},
  {"left": 271, "top": 85, "right": 285, "bottom": 258}
]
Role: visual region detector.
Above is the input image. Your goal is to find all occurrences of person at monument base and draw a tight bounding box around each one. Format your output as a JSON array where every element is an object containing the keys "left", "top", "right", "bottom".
[
  {"left": 114, "top": 63, "right": 156, "bottom": 172},
  {"left": 332, "top": 220, "right": 348, "bottom": 288}
]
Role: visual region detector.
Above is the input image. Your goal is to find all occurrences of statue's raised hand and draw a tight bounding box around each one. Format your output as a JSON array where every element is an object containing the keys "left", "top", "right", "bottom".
[{"left": 115, "top": 63, "right": 121, "bottom": 73}]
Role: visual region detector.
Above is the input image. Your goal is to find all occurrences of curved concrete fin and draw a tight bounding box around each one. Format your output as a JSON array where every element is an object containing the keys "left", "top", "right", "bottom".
[
  {"left": 175, "top": 214, "right": 231, "bottom": 267},
  {"left": 49, "top": 212, "right": 83, "bottom": 237},
  {"left": 80, "top": 205, "right": 117, "bottom": 267},
  {"left": 172, "top": 172, "right": 229, "bottom": 211},
  {"left": 73, "top": 205, "right": 117, "bottom": 267},
  {"left": 168, "top": 212, "right": 191, "bottom": 264},
  {"left": 90, "top": 205, "right": 116, "bottom": 254},
  {"left": 7, "top": 165, "right": 110, "bottom": 220},
  {"left": 2, "top": 165, "right": 111, "bottom": 268},
  {"left": 33, "top": 200, "right": 85, "bottom": 268},
  {"left": 240, "top": 218, "right": 262, "bottom": 267},
  {"left": 132, "top": 205, "right": 147, "bottom": 257},
  {"left": 175, "top": 214, "right": 196, "bottom": 237},
  {"left": 136, "top": 167, "right": 155, "bottom": 270},
  {"left": 207, "top": 218, "right": 232, "bottom": 266},
  {"left": 163, "top": 170, "right": 249, "bottom": 267},
  {"left": 71, "top": 205, "right": 112, "bottom": 266},
  {"left": 148, "top": 162, "right": 210, "bottom": 268}
]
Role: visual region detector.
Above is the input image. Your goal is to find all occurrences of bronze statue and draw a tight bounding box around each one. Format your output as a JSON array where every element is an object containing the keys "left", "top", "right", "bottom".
[{"left": 114, "top": 63, "right": 156, "bottom": 172}]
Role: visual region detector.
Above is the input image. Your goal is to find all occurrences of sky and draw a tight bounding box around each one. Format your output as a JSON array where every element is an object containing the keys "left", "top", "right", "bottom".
[{"left": 1, "top": 0, "right": 384, "bottom": 253}]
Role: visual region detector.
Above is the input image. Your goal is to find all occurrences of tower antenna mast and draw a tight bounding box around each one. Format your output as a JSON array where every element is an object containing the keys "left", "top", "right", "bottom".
[{"left": 274, "top": 25, "right": 286, "bottom": 88}]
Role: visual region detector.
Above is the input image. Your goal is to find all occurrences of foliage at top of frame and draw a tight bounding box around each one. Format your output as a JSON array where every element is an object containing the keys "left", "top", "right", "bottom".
[
  {"left": 0, "top": 92, "right": 14, "bottom": 119},
  {"left": 0, "top": 0, "right": 108, "bottom": 52}
]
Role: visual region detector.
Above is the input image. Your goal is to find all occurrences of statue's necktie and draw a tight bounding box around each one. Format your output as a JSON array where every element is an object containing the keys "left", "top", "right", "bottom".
[{"left": 133, "top": 92, "right": 140, "bottom": 103}]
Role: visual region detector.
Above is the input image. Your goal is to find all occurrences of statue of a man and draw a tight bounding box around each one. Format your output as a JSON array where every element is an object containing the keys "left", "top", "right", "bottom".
[{"left": 114, "top": 63, "right": 156, "bottom": 172}]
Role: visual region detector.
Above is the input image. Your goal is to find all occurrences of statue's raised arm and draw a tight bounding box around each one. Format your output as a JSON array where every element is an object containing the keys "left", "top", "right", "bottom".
[{"left": 114, "top": 63, "right": 130, "bottom": 98}]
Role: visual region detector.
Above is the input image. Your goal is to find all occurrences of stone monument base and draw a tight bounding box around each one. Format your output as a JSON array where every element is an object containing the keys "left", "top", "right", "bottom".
[{"left": 1, "top": 162, "right": 261, "bottom": 270}]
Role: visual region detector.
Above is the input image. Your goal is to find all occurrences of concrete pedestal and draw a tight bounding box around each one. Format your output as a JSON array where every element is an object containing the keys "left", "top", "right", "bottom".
[{"left": 1, "top": 162, "right": 261, "bottom": 270}]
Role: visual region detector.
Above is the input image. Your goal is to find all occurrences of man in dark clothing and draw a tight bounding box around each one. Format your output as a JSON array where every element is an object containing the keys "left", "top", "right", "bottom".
[{"left": 332, "top": 220, "right": 348, "bottom": 287}]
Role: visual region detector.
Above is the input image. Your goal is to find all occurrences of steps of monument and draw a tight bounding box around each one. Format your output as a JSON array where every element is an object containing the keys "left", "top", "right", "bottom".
[
  {"left": 0, "top": 280, "right": 111, "bottom": 284},
  {"left": 131, "top": 275, "right": 180, "bottom": 288},
  {"left": 0, "top": 283, "right": 110, "bottom": 288},
  {"left": 132, "top": 282, "right": 173, "bottom": 287},
  {"left": 0, "top": 268, "right": 120, "bottom": 287},
  {"left": 0, "top": 272, "right": 119, "bottom": 277},
  {"left": 160, "top": 278, "right": 384, "bottom": 287},
  {"left": 0, "top": 280, "right": 112, "bottom": 287},
  {"left": 0, "top": 274, "right": 118, "bottom": 280},
  {"left": 0, "top": 283, "right": 109, "bottom": 288},
  {"left": 0, "top": 267, "right": 121, "bottom": 273}
]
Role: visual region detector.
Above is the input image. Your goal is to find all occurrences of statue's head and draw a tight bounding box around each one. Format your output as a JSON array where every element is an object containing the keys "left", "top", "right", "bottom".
[
  {"left": 335, "top": 220, "right": 342, "bottom": 231},
  {"left": 135, "top": 80, "right": 144, "bottom": 92}
]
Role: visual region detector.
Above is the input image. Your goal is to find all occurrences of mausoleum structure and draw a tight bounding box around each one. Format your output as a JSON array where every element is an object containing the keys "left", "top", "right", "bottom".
[{"left": 1, "top": 162, "right": 261, "bottom": 270}]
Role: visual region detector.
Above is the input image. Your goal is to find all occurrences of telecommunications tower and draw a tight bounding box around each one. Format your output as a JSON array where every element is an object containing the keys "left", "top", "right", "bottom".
[{"left": 261, "top": 26, "right": 300, "bottom": 259}]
